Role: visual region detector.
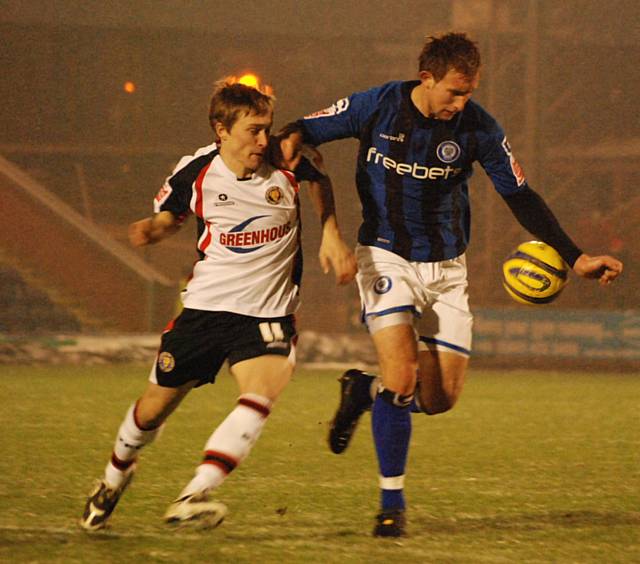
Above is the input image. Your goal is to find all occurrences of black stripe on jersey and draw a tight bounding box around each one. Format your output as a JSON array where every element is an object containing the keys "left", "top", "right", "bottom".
[
  {"left": 421, "top": 121, "right": 451, "bottom": 260},
  {"left": 162, "top": 149, "right": 218, "bottom": 218},
  {"left": 450, "top": 183, "right": 468, "bottom": 257},
  {"left": 196, "top": 216, "right": 206, "bottom": 261},
  {"left": 165, "top": 149, "right": 218, "bottom": 262},
  {"left": 450, "top": 124, "right": 477, "bottom": 257},
  {"left": 387, "top": 96, "right": 414, "bottom": 259},
  {"left": 292, "top": 193, "right": 303, "bottom": 287},
  {"left": 356, "top": 112, "right": 381, "bottom": 244}
]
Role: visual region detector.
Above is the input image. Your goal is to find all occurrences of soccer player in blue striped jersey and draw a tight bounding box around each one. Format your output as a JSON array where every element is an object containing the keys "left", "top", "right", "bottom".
[{"left": 277, "top": 32, "right": 623, "bottom": 537}]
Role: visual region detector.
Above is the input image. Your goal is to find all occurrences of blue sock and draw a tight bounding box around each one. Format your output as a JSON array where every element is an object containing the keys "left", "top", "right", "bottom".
[
  {"left": 409, "top": 396, "right": 423, "bottom": 413},
  {"left": 371, "top": 394, "right": 411, "bottom": 511}
]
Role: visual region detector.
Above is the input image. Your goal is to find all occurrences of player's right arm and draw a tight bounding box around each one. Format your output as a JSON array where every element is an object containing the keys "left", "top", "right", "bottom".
[
  {"left": 129, "top": 149, "right": 209, "bottom": 247},
  {"left": 128, "top": 211, "right": 179, "bottom": 247},
  {"left": 273, "top": 84, "right": 390, "bottom": 166}
]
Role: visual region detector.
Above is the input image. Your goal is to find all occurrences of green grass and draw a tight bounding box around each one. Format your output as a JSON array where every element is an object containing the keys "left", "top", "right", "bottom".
[{"left": 0, "top": 365, "right": 638, "bottom": 563}]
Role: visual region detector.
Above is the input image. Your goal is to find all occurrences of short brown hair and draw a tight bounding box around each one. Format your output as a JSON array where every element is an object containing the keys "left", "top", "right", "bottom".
[
  {"left": 208, "top": 77, "right": 274, "bottom": 133},
  {"left": 418, "top": 32, "right": 481, "bottom": 82}
]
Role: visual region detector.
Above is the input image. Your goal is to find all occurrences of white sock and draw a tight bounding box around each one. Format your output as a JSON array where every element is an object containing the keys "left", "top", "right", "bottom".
[
  {"left": 178, "top": 393, "right": 272, "bottom": 499},
  {"left": 104, "top": 402, "right": 162, "bottom": 489}
]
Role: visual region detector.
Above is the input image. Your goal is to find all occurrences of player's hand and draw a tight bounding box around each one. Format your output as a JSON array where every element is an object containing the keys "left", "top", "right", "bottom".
[
  {"left": 129, "top": 212, "right": 178, "bottom": 247},
  {"left": 128, "top": 218, "right": 154, "bottom": 247},
  {"left": 319, "top": 233, "right": 357, "bottom": 285},
  {"left": 573, "top": 253, "right": 623, "bottom": 285},
  {"left": 268, "top": 125, "right": 304, "bottom": 171}
]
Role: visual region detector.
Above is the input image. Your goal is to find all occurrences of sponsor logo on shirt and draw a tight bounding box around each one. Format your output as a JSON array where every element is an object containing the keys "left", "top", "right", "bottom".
[
  {"left": 366, "top": 147, "right": 461, "bottom": 180},
  {"left": 379, "top": 132, "right": 406, "bottom": 142},
  {"left": 501, "top": 137, "right": 526, "bottom": 186},
  {"left": 304, "top": 97, "right": 350, "bottom": 119},
  {"left": 219, "top": 215, "right": 292, "bottom": 253},
  {"left": 215, "top": 193, "right": 235, "bottom": 206}
]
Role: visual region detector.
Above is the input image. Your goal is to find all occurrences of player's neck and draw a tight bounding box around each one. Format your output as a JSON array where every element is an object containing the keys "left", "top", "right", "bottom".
[
  {"left": 219, "top": 147, "right": 254, "bottom": 180},
  {"left": 410, "top": 84, "right": 433, "bottom": 118}
]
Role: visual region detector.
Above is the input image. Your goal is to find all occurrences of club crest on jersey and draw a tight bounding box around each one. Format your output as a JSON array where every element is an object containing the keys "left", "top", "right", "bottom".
[
  {"left": 265, "top": 186, "right": 283, "bottom": 205},
  {"left": 374, "top": 276, "right": 392, "bottom": 294},
  {"left": 501, "top": 137, "right": 526, "bottom": 186},
  {"left": 157, "top": 352, "right": 175, "bottom": 373},
  {"left": 219, "top": 215, "right": 292, "bottom": 254},
  {"left": 304, "top": 97, "right": 349, "bottom": 120},
  {"left": 436, "top": 141, "right": 461, "bottom": 163}
]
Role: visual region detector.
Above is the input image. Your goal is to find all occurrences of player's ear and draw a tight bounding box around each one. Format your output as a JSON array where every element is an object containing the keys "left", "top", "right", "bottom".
[
  {"left": 215, "top": 121, "right": 229, "bottom": 142},
  {"left": 419, "top": 70, "right": 436, "bottom": 89}
]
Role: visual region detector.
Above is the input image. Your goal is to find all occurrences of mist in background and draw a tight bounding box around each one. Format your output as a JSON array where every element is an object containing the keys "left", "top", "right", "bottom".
[{"left": 1, "top": 0, "right": 638, "bottom": 334}]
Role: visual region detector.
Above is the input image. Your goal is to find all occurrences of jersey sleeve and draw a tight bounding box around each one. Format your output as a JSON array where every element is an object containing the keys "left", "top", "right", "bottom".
[
  {"left": 298, "top": 84, "right": 387, "bottom": 145},
  {"left": 477, "top": 119, "right": 582, "bottom": 266},
  {"left": 293, "top": 145, "right": 327, "bottom": 183},
  {"left": 153, "top": 151, "right": 216, "bottom": 224},
  {"left": 502, "top": 188, "right": 583, "bottom": 267},
  {"left": 153, "top": 156, "right": 193, "bottom": 221},
  {"left": 477, "top": 123, "right": 529, "bottom": 196}
]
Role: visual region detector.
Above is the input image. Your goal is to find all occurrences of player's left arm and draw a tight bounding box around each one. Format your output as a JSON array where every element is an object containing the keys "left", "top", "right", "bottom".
[
  {"left": 309, "top": 176, "right": 357, "bottom": 286},
  {"left": 296, "top": 146, "right": 357, "bottom": 285},
  {"left": 503, "top": 190, "right": 623, "bottom": 284},
  {"left": 268, "top": 123, "right": 305, "bottom": 171},
  {"left": 480, "top": 127, "right": 623, "bottom": 285}
]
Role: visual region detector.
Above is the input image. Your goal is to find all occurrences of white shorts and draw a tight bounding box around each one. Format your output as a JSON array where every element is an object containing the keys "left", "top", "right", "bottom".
[{"left": 355, "top": 245, "right": 473, "bottom": 357}]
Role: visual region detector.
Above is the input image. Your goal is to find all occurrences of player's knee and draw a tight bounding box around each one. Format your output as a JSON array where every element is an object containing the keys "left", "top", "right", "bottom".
[
  {"left": 419, "top": 386, "right": 461, "bottom": 415},
  {"left": 379, "top": 363, "right": 418, "bottom": 397},
  {"left": 136, "top": 409, "right": 168, "bottom": 431},
  {"left": 134, "top": 401, "right": 169, "bottom": 430},
  {"left": 423, "top": 394, "right": 458, "bottom": 415}
]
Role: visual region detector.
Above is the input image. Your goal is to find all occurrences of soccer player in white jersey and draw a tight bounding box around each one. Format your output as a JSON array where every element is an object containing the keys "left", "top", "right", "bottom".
[{"left": 80, "top": 78, "right": 356, "bottom": 531}]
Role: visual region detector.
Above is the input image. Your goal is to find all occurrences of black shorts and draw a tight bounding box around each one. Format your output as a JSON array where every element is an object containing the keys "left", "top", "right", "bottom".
[{"left": 151, "top": 308, "right": 297, "bottom": 388}]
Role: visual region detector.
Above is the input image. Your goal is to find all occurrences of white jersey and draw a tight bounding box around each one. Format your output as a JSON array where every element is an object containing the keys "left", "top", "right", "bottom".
[{"left": 154, "top": 143, "right": 303, "bottom": 317}]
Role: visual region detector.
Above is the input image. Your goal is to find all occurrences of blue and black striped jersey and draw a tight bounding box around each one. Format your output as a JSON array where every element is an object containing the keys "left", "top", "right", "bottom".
[{"left": 299, "top": 80, "right": 530, "bottom": 263}]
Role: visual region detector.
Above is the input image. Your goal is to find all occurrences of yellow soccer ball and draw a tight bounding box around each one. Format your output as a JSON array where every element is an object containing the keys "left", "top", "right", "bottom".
[{"left": 502, "top": 241, "right": 569, "bottom": 305}]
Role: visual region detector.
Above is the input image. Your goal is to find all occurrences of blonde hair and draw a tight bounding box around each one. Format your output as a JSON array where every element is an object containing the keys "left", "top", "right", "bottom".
[{"left": 208, "top": 76, "right": 274, "bottom": 134}]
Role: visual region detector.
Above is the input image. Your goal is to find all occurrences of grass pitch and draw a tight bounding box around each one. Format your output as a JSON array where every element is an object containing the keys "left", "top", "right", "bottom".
[{"left": 0, "top": 364, "right": 638, "bottom": 563}]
